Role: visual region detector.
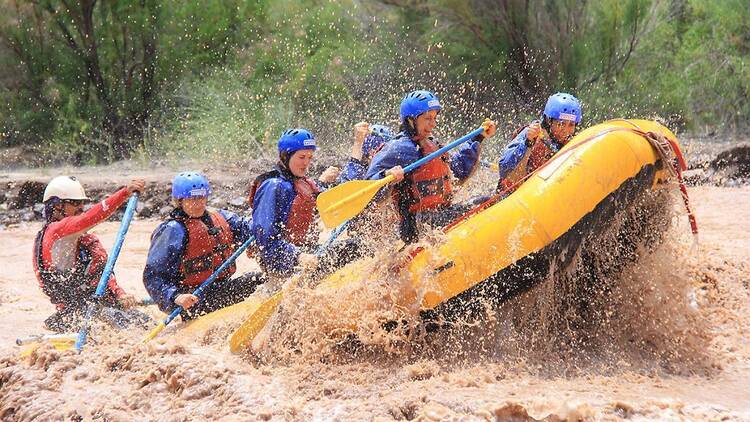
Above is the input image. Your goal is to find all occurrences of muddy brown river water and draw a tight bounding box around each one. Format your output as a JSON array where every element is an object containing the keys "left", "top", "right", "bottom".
[{"left": 0, "top": 185, "right": 748, "bottom": 421}]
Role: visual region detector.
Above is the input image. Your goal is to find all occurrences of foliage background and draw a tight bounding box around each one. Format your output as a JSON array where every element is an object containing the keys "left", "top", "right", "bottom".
[{"left": 0, "top": 0, "right": 747, "bottom": 165}]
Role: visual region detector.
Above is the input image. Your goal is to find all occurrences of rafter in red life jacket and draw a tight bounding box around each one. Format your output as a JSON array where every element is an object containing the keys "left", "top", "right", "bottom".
[
  {"left": 394, "top": 139, "right": 453, "bottom": 216},
  {"left": 172, "top": 211, "right": 236, "bottom": 287},
  {"left": 248, "top": 168, "right": 320, "bottom": 247}
]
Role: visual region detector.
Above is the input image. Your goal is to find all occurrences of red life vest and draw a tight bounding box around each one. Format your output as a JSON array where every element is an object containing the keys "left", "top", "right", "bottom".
[
  {"left": 248, "top": 170, "right": 320, "bottom": 246},
  {"left": 33, "top": 225, "right": 89, "bottom": 302},
  {"left": 396, "top": 140, "right": 453, "bottom": 214},
  {"left": 497, "top": 125, "right": 561, "bottom": 192},
  {"left": 177, "top": 212, "right": 236, "bottom": 287},
  {"left": 285, "top": 177, "right": 319, "bottom": 245},
  {"left": 526, "top": 136, "right": 558, "bottom": 173},
  {"left": 33, "top": 227, "right": 120, "bottom": 308}
]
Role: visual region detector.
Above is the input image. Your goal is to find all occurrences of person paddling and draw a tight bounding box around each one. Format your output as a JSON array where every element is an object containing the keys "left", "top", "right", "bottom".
[
  {"left": 249, "top": 128, "right": 362, "bottom": 280},
  {"left": 496, "top": 92, "right": 582, "bottom": 193},
  {"left": 33, "top": 176, "right": 144, "bottom": 332},
  {"left": 143, "top": 172, "right": 263, "bottom": 319},
  {"left": 365, "top": 90, "right": 497, "bottom": 243}
]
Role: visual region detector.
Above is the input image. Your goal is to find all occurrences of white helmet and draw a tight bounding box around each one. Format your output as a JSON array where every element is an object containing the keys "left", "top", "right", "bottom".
[{"left": 43, "top": 176, "right": 89, "bottom": 202}]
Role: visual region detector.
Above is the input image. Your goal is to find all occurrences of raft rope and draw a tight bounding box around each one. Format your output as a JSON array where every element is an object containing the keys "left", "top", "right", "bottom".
[
  {"left": 642, "top": 130, "right": 699, "bottom": 237},
  {"left": 444, "top": 122, "right": 699, "bottom": 237},
  {"left": 612, "top": 119, "right": 697, "bottom": 237}
]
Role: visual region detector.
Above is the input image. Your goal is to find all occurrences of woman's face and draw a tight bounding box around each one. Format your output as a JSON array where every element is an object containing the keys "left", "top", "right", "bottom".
[
  {"left": 289, "top": 149, "right": 314, "bottom": 177},
  {"left": 414, "top": 109, "right": 439, "bottom": 141},
  {"left": 550, "top": 119, "right": 576, "bottom": 144},
  {"left": 181, "top": 197, "right": 207, "bottom": 218}
]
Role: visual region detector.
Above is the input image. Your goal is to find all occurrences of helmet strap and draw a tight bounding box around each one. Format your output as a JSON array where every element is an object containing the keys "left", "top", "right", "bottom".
[
  {"left": 168, "top": 206, "right": 190, "bottom": 221},
  {"left": 541, "top": 116, "right": 551, "bottom": 132}
]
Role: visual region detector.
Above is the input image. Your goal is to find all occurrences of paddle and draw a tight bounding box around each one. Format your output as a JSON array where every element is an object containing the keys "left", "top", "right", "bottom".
[
  {"left": 16, "top": 333, "right": 77, "bottom": 346},
  {"left": 228, "top": 222, "right": 349, "bottom": 353},
  {"left": 141, "top": 235, "right": 257, "bottom": 343},
  {"left": 74, "top": 193, "right": 139, "bottom": 352},
  {"left": 318, "top": 220, "right": 349, "bottom": 253},
  {"left": 317, "top": 125, "right": 487, "bottom": 228}
]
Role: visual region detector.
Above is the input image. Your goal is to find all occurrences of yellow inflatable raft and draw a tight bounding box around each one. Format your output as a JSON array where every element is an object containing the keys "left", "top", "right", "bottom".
[
  {"left": 298, "top": 119, "right": 680, "bottom": 321},
  {"left": 200, "top": 119, "right": 682, "bottom": 351}
]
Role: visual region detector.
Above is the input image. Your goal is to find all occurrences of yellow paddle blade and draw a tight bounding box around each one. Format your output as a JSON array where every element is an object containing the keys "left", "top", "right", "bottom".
[
  {"left": 180, "top": 296, "right": 265, "bottom": 338},
  {"left": 141, "top": 322, "right": 166, "bottom": 343},
  {"left": 18, "top": 337, "right": 77, "bottom": 358},
  {"left": 317, "top": 175, "right": 394, "bottom": 228},
  {"left": 229, "top": 291, "right": 284, "bottom": 354}
]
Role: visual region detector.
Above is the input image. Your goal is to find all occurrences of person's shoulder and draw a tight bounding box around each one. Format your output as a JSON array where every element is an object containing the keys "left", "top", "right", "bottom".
[
  {"left": 154, "top": 219, "right": 186, "bottom": 238},
  {"left": 258, "top": 176, "right": 293, "bottom": 192},
  {"left": 383, "top": 134, "right": 418, "bottom": 155},
  {"left": 507, "top": 127, "right": 530, "bottom": 146},
  {"left": 390, "top": 132, "right": 415, "bottom": 145}
]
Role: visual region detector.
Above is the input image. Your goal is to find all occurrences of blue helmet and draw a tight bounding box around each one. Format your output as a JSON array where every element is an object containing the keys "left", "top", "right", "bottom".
[
  {"left": 370, "top": 124, "right": 393, "bottom": 139},
  {"left": 399, "top": 90, "right": 442, "bottom": 122},
  {"left": 278, "top": 128, "right": 317, "bottom": 155},
  {"left": 362, "top": 124, "right": 393, "bottom": 157},
  {"left": 172, "top": 172, "right": 211, "bottom": 199},
  {"left": 543, "top": 92, "right": 582, "bottom": 124}
]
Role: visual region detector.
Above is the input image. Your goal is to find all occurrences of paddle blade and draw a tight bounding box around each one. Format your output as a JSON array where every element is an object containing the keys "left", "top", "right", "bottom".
[
  {"left": 317, "top": 177, "right": 392, "bottom": 228},
  {"left": 142, "top": 322, "right": 166, "bottom": 344},
  {"left": 229, "top": 291, "right": 284, "bottom": 354},
  {"left": 18, "top": 336, "right": 78, "bottom": 358}
]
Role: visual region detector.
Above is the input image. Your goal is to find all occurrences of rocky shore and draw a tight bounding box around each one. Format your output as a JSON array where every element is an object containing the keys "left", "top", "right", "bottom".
[{"left": 0, "top": 143, "right": 747, "bottom": 228}]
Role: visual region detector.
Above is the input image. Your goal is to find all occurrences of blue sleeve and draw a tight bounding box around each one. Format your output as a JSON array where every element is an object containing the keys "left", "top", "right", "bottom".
[
  {"left": 143, "top": 221, "right": 186, "bottom": 313},
  {"left": 219, "top": 209, "right": 253, "bottom": 244},
  {"left": 365, "top": 140, "right": 419, "bottom": 180},
  {"left": 364, "top": 139, "right": 420, "bottom": 203},
  {"left": 337, "top": 159, "right": 368, "bottom": 183},
  {"left": 449, "top": 140, "right": 482, "bottom": 181},
  {"left": 250, "top": 179, "right": 300, "bottom": 276},
  {"left": 498, "top": 128, "right": 530, "bottom": 180}
]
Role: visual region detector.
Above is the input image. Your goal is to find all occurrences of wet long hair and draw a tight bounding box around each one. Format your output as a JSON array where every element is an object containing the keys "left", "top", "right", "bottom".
[{"left": 399, "top": 117, "right": 418, "bottom": 139}]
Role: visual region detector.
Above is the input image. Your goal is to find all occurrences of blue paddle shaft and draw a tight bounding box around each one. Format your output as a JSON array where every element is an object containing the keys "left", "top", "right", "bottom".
[
  {"left": 94, "top": 194, "right": 139, "bottom": 298},
  {"left": 163, "top": 235, "right": 256, "bottom": 326},
  {"left": 76, "top": 193, "right": 139, "bottom": 351},
  {"left": 401, "top": 127, "right": 484, "bottom": 174},
  {"left": 316, "top": 221, "right": 349, "bottom": 256}
]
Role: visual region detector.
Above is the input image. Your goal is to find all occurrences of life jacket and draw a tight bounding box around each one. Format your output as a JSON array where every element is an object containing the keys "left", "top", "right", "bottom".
[
  {"left": 395, "top": 139, "right": 453, "bottom": 215},
  {"left": 173, "top": 211, "right": 236, "bottom": 287},
  {"left": 497, "top": 125, "right": 562, "bottom": 192},
  {"left": 527, "top": 136, "right": 561, "bottom": 173},
  {"left": 33, "top": 226, "right": 100, "bottom": 307},
  {"left": 248, "top": 169, "right": 320, "bottom": 246}
]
